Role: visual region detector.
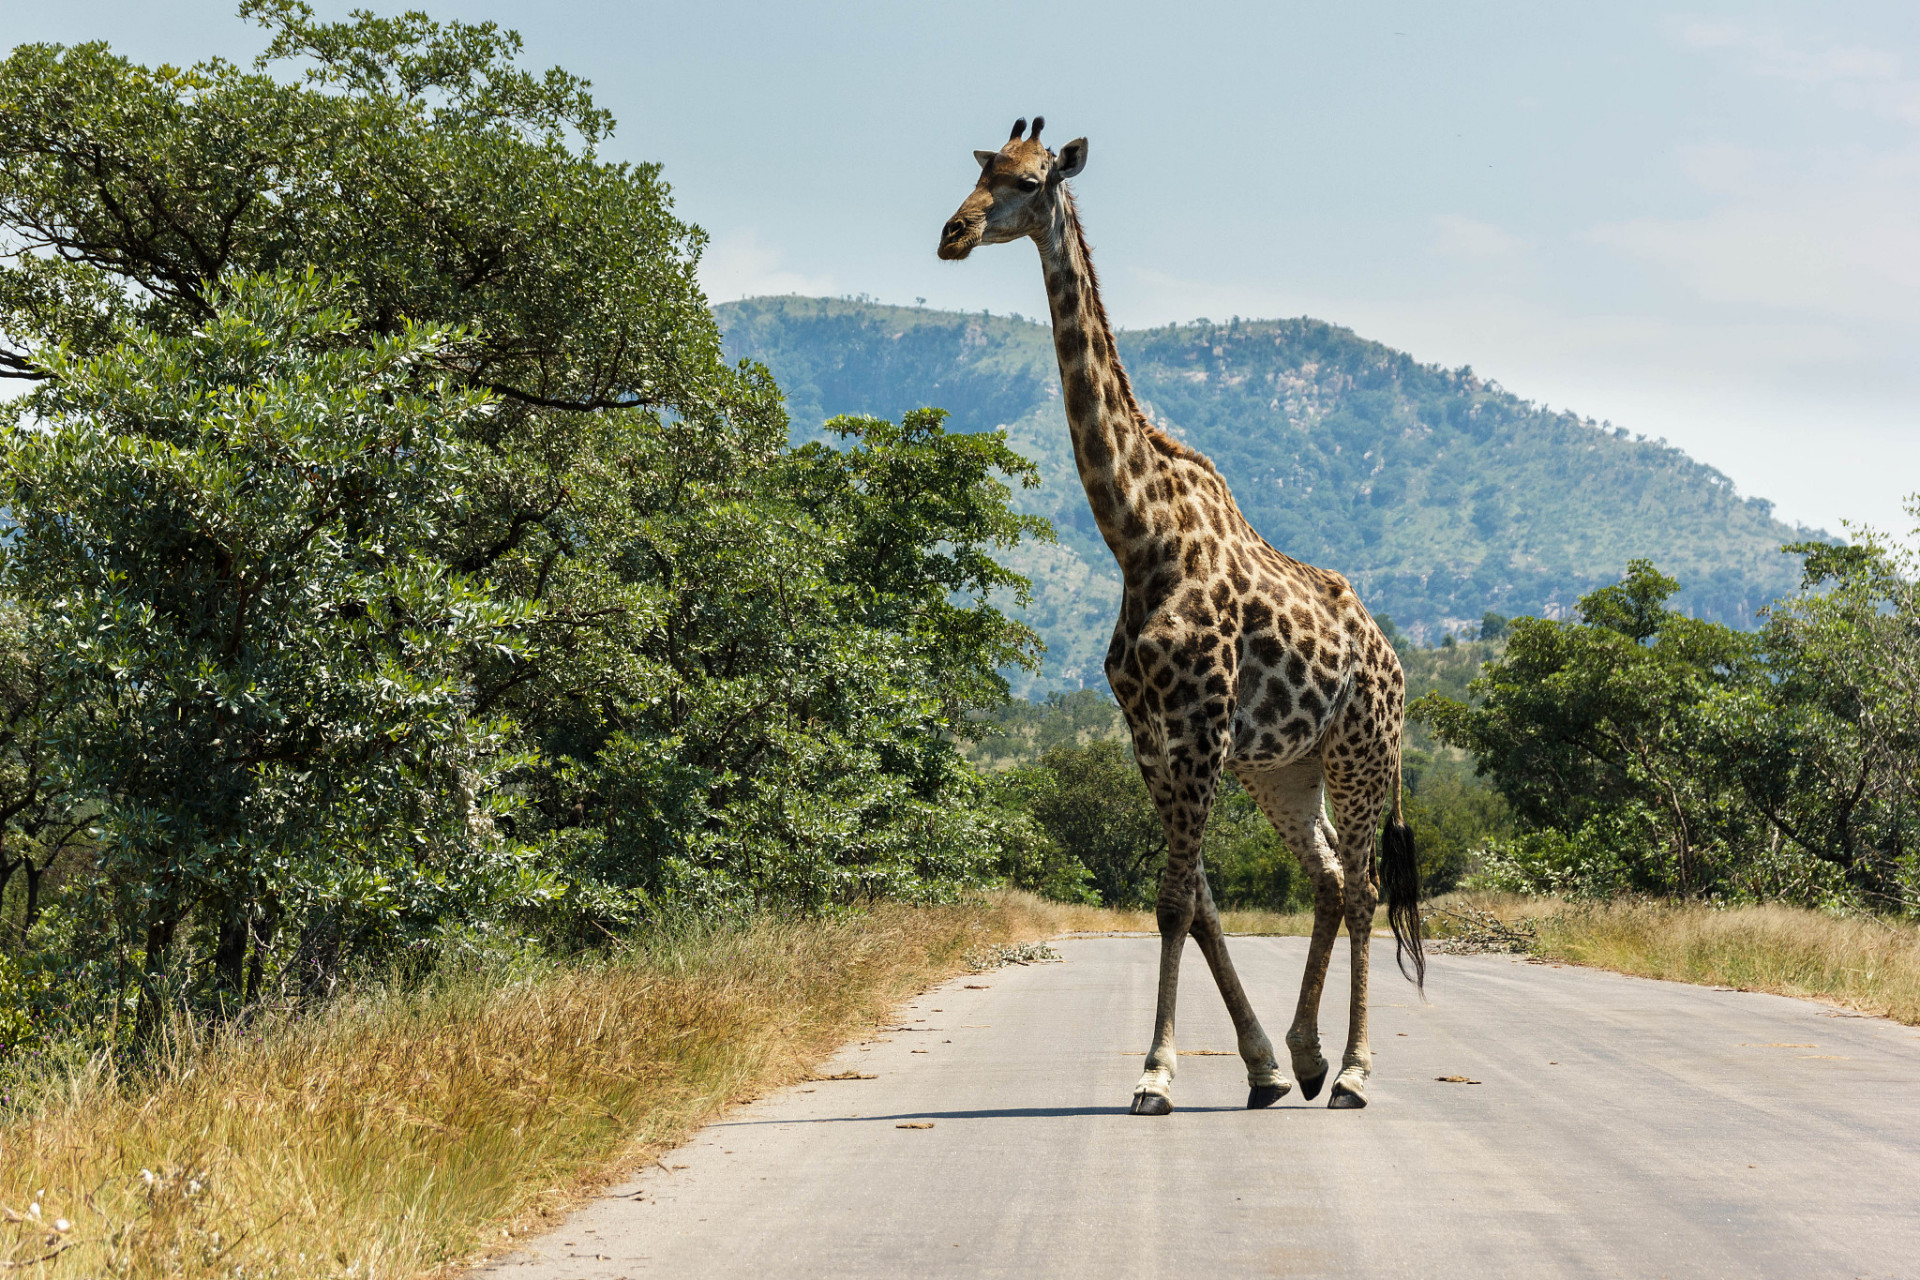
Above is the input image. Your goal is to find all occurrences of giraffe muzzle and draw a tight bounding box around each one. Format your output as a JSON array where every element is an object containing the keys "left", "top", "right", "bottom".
[{"left": 937, "top": 214, "right": 981, "bottom": 260}]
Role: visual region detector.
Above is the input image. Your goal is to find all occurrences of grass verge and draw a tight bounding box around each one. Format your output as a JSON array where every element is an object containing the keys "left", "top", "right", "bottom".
[
  {"left": 36, "top": 888, "right": 1899, "bottom": 1279},
  {"left": 0, "top": 893, "right": 1091, "bottom": 1278},
  {"left": 1434, "top": 892, "right": 1920, "bottom": 1027},
  {"left": 1037, "top": 901, "right": 1314, "bottom": 936}
]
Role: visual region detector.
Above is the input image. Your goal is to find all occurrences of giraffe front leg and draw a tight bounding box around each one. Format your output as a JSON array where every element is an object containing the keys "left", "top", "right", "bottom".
[
  {"left": 1132, "top": 822, "right": 1210, "bottom": 1116},
  {"left": 1329, "top": 875, "right": 1380, "bottom": 1109},
  {"left": 1127, "top": 723, "right": 1224, "bottom": 1117},
  {"left": 1131, "top": 888, "right": 1191, "bottom": 1116},
  {"left": 1190, "top": 865, "right": 1289, "bottom": 1108}
]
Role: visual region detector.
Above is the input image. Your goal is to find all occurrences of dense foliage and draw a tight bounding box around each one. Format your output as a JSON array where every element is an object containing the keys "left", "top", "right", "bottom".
[
  {"left": 990, "top": 740, "right": 1310, "bottom": 912},
  {"left": 5, "top": 277, "right": 532, "bottom": 1015},
  {"left": 717, "top": 297, "right": 1819, "bottom": 690},
  {"left": 0, "top": 6, "right": 1047, "bottom": 1032},
  {"left": 1419, "top": 545, "right": 1920, "bottom": 914},
  {"left": 1395, "top": 632, "right": 1514, "bottom": 893}
]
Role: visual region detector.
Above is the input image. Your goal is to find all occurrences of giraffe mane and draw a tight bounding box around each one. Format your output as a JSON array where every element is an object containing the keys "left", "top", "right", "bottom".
[
  {"left": 1059, "top": 197, "right": 1221, "bottom": 477},
  {"left": 1063, "top": 194, "right": 1222, "bottom": 479},
  {"left": 1141, "top": 419, "right": 1218, "bottom": 471}
]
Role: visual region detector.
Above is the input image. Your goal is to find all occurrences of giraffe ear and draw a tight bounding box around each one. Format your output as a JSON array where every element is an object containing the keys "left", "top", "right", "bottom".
[
  {"left": 1052, "top": 137, "right": 1088, "bottom": 182},
  {"left": 974, "top": 150, "right": 997, "bottom": 170}
]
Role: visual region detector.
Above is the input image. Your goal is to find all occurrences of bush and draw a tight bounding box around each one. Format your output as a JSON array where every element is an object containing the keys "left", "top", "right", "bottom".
[
  {"left": 3, "top": 274, "right": 532, "bottom": 1010},
  {"left": 1012, "top": 741, "right": 1165, "bottom": 908},
  {"left": 0, "top": 5, "right": 1057, "bottom": 1040},
  {"left": 1422, "top": 547, "right": 1920, "bottom": 914}
]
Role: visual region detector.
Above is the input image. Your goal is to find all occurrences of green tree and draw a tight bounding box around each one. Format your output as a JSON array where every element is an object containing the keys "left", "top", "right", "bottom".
[
  {"left": 0, "top": 2, "right": 784, "bottom": 858},
  {"left": 783, "top": 410, "right": 1050, "bottom": 741},
  {"left": 517, "top": 406, "right": 1048, "bottom": 920},
  {"left": 2, "top": 273, "right": 529, "bottom": 1015},
  {"left": 1414, "top": 552, "right": 1920, "bottom": 912},
  {"left": 1416, "top": 561, "right": 1763, "bottom": 897},
  {"left": 0, "top": 5, "right": 1055, "bottom": 966},
  {"left": 1701, "top": 532, "right": 1920, "bottom": 908},
  {"left": 1015, "top": 740, "right": 1166, "bottom": 908}
]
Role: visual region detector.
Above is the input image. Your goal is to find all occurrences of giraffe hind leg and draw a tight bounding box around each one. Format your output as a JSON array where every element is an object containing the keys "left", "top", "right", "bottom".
[
  {"left": 1292, "top": 829, "right": 1342, "bottom": 1101},
  {"left": 1325, "top": 752, "right": 1396, "bottom": 1110},
  {"left": 1231, "top": 759, "right": 1340, "bottom": 1098}
]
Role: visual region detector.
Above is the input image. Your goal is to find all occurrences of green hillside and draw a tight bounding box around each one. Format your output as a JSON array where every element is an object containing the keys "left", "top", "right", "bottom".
[{"left": 717, "top": 296, "right": 1819, "bottom": 693}]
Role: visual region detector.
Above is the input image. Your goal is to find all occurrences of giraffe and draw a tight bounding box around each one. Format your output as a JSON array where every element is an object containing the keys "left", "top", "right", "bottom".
[{"left": 939, "top": 117, "right": 1424, "bottom": 1112}]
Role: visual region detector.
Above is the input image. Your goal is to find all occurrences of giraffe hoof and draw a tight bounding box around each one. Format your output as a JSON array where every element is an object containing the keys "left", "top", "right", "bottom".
[
  {"left": 1247, "top": 1083, "right": 1290, "bottom": 1109},
  {"left": 1328, "top": 1080, "right": 1368, "bottom": 1109},
  {"left": 1130, "top": 1092, "right": 1173, "bottom": 1116},
  {"left": 1298, "top": 1068, "right": 1328, "bottom": 1101}
]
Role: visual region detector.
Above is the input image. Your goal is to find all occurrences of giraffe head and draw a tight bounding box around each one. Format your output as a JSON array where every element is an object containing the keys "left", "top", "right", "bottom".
[{"left": 937, "top": 116, "right": 1088, "bottom": 260}]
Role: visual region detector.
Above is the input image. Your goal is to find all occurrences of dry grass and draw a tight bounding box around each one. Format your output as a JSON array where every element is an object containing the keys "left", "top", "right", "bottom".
[
  {"left": 1432, "top": 891, "right": 1920, "bottom": 1027},
  {"left": 1222, "top": 908, "right": 1316, "bottom": 936},
  {"left": 1029, "top": 900, "right": 1314, "bottom": 936},
  {"left": 0, "top": 893, "right": 1084, "bottom": 1279}
]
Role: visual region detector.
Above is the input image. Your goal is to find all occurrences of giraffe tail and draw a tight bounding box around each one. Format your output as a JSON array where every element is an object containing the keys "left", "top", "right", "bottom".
[{"left": 1381, "top": 762, "right": 1426, "bottom": 990}]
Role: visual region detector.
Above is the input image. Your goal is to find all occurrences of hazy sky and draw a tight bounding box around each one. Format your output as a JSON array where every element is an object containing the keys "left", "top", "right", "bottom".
[{"left": 10, "top": 1, "right": 1918, "bottom": 537}]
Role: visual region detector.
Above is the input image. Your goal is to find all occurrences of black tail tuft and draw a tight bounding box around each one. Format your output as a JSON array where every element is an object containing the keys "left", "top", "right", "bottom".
[{"left": 1381, "top": 817, "right": 1425, "bottom": 990}]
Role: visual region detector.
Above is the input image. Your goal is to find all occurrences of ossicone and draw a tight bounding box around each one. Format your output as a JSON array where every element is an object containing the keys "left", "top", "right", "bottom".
[
  {"left": 1030, "top": 116, "right": 1045, "bottom": 142},
  {"left": 1008, "top": 117, "right": 1027, "bottom": 141}
]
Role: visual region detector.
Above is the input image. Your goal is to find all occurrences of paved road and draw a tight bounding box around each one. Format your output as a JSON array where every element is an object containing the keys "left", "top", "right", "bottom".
[{"left": 485, "top": 935, "right": 1920, "bottom": 1279}]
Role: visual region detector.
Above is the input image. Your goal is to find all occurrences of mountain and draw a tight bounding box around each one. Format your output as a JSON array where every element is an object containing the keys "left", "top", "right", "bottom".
[{"left": 716, "top": 296, "right": 1820, "bottom": 694}]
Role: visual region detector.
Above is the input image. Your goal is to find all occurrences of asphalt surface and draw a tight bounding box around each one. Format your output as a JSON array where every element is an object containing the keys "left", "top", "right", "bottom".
[{"left": 484, "top": 935, "right": 1920, "bottom": 1279}]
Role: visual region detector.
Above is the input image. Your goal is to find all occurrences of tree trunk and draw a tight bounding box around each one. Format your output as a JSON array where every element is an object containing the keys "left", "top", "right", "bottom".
[
  {"left": 20, "top": 859, "right": 41, "bottom": 941},
  {"left": 134, "top": 914, "right": 178, "bottom": 1041},
  {"left": 246, "top": 897, "right": 280, "bottom": 1004},
  {"left": 212, "top": 895, "right": 251, "bottom": 1006},
  {"left": 292, "top": 909, "right": 341, "bottom": 1001}
]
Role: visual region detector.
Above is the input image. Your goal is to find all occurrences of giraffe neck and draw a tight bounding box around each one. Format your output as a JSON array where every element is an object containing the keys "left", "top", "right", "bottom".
[{"left": 1035, "top": 192, "right": 1157, "bottom": 569}]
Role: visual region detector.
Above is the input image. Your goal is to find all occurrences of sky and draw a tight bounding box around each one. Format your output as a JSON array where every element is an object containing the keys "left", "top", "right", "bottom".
[{"left": 9, "top": 0, "right": 1918, "bottom": 538}]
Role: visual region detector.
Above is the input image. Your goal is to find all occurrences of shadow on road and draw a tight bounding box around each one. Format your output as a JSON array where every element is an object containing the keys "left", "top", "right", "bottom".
[{"left": 715, "top": 1104, "right": 1249, "bottom": 1126}]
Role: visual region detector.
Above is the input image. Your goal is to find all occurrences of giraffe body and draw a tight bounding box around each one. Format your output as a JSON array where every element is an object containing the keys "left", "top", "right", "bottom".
[{"left": 940, "top": 118, "right": 1424, "bottom": 1112}]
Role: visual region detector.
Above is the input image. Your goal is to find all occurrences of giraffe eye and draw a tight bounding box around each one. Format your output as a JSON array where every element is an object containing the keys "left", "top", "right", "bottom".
[{"left": 1017, "top": 176, "right": 1042, "bottom": 192}]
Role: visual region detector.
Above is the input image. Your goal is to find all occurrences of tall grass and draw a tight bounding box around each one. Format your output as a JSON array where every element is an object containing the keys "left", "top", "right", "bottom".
[
  {"left": 1036, "top": 900, "right": 1315, "bottom": 935},
  {"left": 1439, "top": 892, "right": 1920, "bottom": 1027},
  {"left": 0, "top": 895, "right": 1078, "bottom": 1278},
  {"left": 1540, "top": 899, "right": 1920, "bottom": 1025}
]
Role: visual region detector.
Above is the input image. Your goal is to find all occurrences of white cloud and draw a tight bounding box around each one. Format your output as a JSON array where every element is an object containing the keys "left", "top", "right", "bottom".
[
  {"left": 1588, "top": 22, "right": 1920, "bottom": 323},
  {"left": 1433, "top": 214, "right": 1531, "bottom": 263},
  {"left": 697, "top": 229, "right": 836, "bottom": 302},
  {"left": 1671, "top": 17, "right": 1920, "bottom": 123},
  {"left": 1589, "top": 191, "right": 1920, "bottom": 322}
]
